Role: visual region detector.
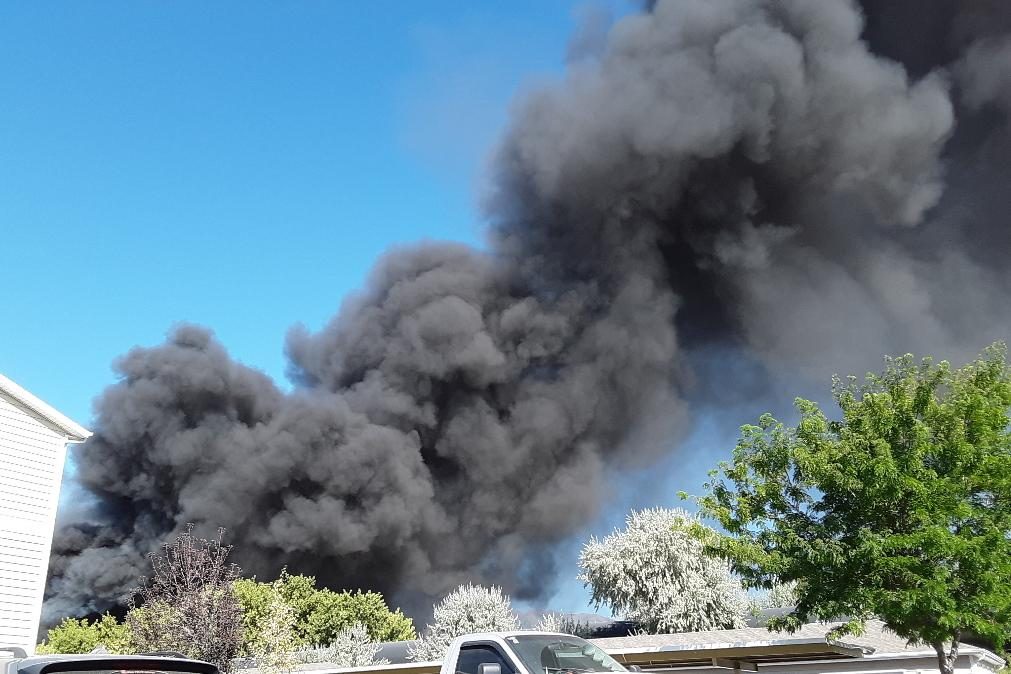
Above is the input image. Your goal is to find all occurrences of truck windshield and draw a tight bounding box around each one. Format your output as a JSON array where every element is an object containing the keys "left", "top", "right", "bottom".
[{"left": 506, "top": 635, "right": 627, "bottom": 674}]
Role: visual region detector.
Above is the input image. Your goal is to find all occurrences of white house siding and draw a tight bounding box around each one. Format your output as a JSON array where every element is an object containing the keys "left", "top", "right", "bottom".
[{"left": 0, "top": 391, "right": 70, "bottom": 654}]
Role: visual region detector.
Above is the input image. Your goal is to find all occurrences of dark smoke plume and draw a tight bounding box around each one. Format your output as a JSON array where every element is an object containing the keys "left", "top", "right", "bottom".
[{"left": 48, "top": 0, "right": 1011, "bottom": 621}]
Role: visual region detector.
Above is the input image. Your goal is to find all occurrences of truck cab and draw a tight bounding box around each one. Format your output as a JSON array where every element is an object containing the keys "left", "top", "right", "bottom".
[{"left": 439, "top": 633, "right": 631, "bottom": 674}]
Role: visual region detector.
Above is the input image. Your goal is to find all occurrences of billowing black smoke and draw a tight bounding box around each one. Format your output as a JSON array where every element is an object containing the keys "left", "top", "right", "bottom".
[{"left": 47, "top": 0, "right": 1011, "bottom": 622}]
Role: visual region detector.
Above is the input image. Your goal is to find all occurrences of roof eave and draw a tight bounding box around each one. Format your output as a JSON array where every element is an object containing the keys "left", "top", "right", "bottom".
[{"left": 0, "top": 373, "right": 91, "bottom": 441}]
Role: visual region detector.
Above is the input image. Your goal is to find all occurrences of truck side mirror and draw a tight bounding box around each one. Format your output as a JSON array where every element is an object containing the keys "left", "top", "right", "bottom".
[{"left": 479, "top": 664, "right": 502, "bottom": 674}]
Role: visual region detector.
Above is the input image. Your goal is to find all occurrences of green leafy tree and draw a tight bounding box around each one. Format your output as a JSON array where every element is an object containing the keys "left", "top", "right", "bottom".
[
  {"left": 265, "top": 571, "right": 320, "bottom": 641},
  {"left": 234, "top": 570, "right": 415, "bottom": 652},
  {"left": 305, "top": 588, "right": 415, "bottom": 644},
  {"left": 36, "top": 614, "right": 133, "bottom": 654},
  {"left": 691, "top": 345, "right": 1011, "bottom": 674}
]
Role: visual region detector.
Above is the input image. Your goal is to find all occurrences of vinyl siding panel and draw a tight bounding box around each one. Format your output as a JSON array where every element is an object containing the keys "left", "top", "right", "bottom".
[{"left": 0, "top": 392, "right": 69, "bottom": 654}]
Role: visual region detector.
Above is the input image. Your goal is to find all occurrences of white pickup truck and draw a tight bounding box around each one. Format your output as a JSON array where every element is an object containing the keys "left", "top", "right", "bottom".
[{"left": 437, "top": 632, "right": 639, "bottom": 674}]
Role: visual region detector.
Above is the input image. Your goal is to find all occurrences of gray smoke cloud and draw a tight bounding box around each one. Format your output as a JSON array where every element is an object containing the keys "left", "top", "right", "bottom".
[{"left": 48, "top": 0, "right": 1011, "bottom": 622}]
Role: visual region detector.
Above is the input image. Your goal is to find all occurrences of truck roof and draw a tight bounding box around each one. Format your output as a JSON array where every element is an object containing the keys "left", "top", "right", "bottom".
[{"left": 452, "top": 632, "right": 575, "bottom": 641}]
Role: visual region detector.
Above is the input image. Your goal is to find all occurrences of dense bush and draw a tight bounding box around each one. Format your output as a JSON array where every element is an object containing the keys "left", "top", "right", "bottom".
[
  {"left": 36, "top": 614, "right": 133, "bottom": 654},
  {"left": 234, "top": 570, "right": 415, "bottom": 655}
]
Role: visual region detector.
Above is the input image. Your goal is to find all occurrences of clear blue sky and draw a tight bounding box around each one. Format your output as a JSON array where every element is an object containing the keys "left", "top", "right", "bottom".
[
  {"left": 1, "top": 1, "right": 598, "bottom": 417},
  {"left": 1, "top": 0, "right": 728, "bottom": 616}
]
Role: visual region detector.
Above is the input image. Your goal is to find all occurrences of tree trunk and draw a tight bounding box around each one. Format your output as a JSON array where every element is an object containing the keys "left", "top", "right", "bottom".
[{"left": 932, "top": 633, "right": 961, "bottom": 674}]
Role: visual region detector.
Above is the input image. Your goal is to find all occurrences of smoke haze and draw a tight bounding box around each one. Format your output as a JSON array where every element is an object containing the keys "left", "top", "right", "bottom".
[{"left": 48, "top": 0, "right": 1011, "bottom": 621}]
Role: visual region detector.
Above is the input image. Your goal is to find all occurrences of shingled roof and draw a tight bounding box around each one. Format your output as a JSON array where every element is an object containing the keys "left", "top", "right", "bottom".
[
  {"left": 591, "top": 620, "right": 1005, "bottom": 671},
  {"left": 592, "top": 620, "right": 907, "bottom": 654}
]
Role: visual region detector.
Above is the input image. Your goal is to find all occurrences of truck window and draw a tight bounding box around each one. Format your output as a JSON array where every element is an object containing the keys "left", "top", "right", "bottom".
[
  {"left": 507, "top": 635, "right": 627, "bottom": 674},
  {"left": 456, "top": 645, "right": 516, "bottom": 674}
]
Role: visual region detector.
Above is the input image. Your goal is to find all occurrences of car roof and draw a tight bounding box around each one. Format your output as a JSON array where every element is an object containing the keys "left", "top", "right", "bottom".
[{"left": 4, "top": 654, "right": 218, "bottom": 674}]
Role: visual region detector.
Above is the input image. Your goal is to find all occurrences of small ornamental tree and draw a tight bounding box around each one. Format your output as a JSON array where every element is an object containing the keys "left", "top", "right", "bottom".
[
  {"left": 691, "top": 345, "right": 1011, "bottom": 674},
  {"left": 234, "top": 575, "right": 301, "bottom": 657},
  {"left": 748, "top": 581, "right": 799, "bottom": 617},
  {"left": 535, "top": 613, "right": 593, "bottom": 638},
  {"left": 234, "top": 577, "right": 278, "bottom": 655},
  {"left": 250, "top": 571, "right": 319, "bottom": 645},
  {"left": 246, "top": 580, "right": 299, "bottom": 674},
  {"left": 579, "top": 508, "right": 747, "bottom": 633},
  {"left": 294, "top": 623, "right": 389, "bottom": 668},
  {"left": 409, "top": 584, "right": 519, "bottom": 662},
  {"left": 127, "top": 527, "right": 243, "bottom": 670}
]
